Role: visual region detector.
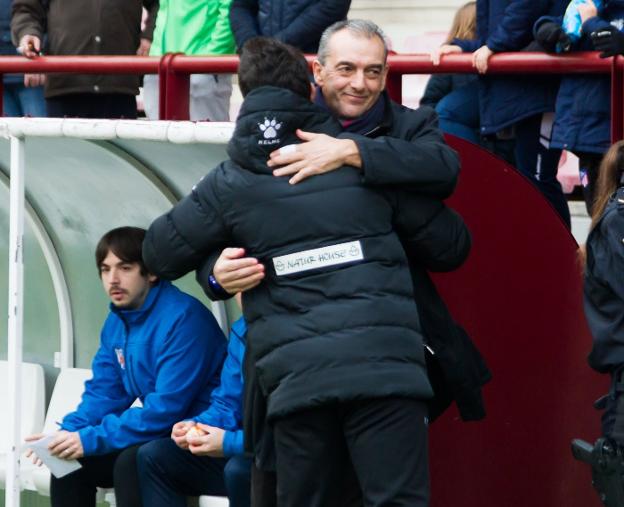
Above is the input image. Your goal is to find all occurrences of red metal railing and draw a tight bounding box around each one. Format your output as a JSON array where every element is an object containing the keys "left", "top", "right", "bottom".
[{"left": 0, "top": 52, "right": 619, "bottom": 139}]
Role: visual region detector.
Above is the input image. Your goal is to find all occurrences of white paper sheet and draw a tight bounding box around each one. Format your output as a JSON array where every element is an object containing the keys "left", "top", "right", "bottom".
[{"left": 25, "top": 434, "right": 82, "bottom": 478}]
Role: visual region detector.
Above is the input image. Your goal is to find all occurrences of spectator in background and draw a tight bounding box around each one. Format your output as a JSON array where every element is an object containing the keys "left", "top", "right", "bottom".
[
  {"left": 535, "top": 0, "right": 623, "bottom": 214},
  {"left": 143, "top": 0, "right": 235, "bottom": 121},
  {"left": 11, "top": 0, "right": 158, "bottom": 119},
  {"left": 430, "top": 0, "right": 571, "bottom": 228},
  {"left": 424, "top": 1, "right": 480, "bottom": 144},
  {"left": 229, "top": 0, "right": 351, "bottom": 53},
  {"left": 0, "top": 0, "right": 45, "bottom": 116}
]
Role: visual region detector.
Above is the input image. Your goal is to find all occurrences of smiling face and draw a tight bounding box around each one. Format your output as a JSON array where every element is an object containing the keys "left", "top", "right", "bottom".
[
  {"left": 313, "top": 28, "right": 388, "bottom": 120},
  {"left": 99, "top": 250, "right": 155, "bottom": 310}
]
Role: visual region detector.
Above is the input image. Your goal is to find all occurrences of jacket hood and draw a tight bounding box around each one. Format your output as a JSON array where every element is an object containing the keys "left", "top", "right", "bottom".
[{"left": 227, "top": 86, "right": 342, "bottom": 174}]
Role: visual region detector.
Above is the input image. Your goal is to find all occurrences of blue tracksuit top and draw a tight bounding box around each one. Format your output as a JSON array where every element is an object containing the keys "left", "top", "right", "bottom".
[
  {"left": 61, "top": 280, "right": 227, "bottom": 456},
  {"left": 195, "top": 317, "right": 246, "bottom": 457}
]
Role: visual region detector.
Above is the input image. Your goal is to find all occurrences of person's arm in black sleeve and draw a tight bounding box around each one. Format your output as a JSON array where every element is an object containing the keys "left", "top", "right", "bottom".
[
  {"left": 388, "top": 191, "right": 472, "bottom": 272},
  {"left": 339, "top": 106, "right": 460, "bottom": 198},
  {"left": 11, "top": 0, "right": 45, "bottom": 49},
  {"left": 420, "top": 74, "right": 453, "bottom": 108},
  {"left": 143, "top": 168, "right": 231, "bottom": 280},
  {"left": 273, "top": 0, "right": 351, "bottom": 50},
  {"left": 229, "top": 0, "right": 260, "bottom": 51}
]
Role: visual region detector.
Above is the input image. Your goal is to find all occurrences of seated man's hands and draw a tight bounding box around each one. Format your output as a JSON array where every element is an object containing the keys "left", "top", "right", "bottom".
[
  {"left": 171, "top": 420, "right": 195, "bottom": 450},
  {"left": 430, "top": 44, "right": 462, "bottom": 65},
  {"left": 535, "top": 22, "right": 572, "bottom": 53},
  {"left": 592, "top": 26, "right": 624, "bottom": 58},
  {"left": 186, "top": 423, "right": 225, "bottom": 457},
  {"left": 214, "top": 248, "right": 264, "bottom": 294},
  {"left": 47, "top": 430, "right": 84, "bottom": 460},
  {"left": 268, "top": 129, "right": 360, "bottom": 185}
]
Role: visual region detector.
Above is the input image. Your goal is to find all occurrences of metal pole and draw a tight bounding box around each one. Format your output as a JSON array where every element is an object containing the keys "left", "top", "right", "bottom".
[{"left": 6, "top": 135, "right": 25, "bottom": 507}]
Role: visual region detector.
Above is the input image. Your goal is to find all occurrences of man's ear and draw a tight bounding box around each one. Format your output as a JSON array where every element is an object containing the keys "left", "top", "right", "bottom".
[
  {"left": 148, "top": 273, "right": 158, "bottom": 284},
  {"left": 380, "top": 64, "right": 389, "bottom": 91},
  {"left": 312, "top": 59, "right": 323, "bottom": 86},
  {"left": 309, "top": 83, "right": 316, "bottom": 101}
]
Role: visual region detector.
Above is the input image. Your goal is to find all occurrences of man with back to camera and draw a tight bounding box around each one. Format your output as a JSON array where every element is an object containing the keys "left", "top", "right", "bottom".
[
  {"left": 142, "top": 35, "right": 472, "bottom": 506},
  {"left": 25, "top": 226, "right": 226, "bottom": 507}
]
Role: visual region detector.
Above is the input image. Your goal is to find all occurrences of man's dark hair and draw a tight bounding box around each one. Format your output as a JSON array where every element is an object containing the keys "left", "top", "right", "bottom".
[
  {"left": 238, "top": 37, "right": 311, "bottom": 100},
  {"left": 95, "top": 226, "right": 148, "bottom": 276}
]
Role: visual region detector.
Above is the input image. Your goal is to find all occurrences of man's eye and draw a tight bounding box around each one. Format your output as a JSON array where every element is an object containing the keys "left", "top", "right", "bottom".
[
  {"left": 366, "top": 69, "right": 381, "bottom": 78},
  {"left": 337, "top": 66, "right": 352, "bottom": 74}
]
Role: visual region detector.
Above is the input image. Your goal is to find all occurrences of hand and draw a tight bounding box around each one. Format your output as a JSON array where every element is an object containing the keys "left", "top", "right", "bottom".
[
  {"left": 136, "top": 38, "right": 152, "bottom": 56},
  {"left": 18, "top": 34, "right": 41, "bottom": 59},
  {"left": 535, "top": 22, "right": 572, "bottom": 53},
  {"left": 24, "top": 433, "right": 45, "bottom": 466},
  {"left": 214, "top": 248, "right": 265, "bottom": 294},
  {"left": 187, "top": 424, "right": 225, "bottom": 457},
  {"left": 47, "top": 430, "right": 84, "bottom": 460},
  {"left": 430, "top": 44, "right": 462, "bottom": 65},
  {"left": 591, "top": 26, "right": 624, "bottom": 58},
  {"left": 24, "top": 73, "right": 45, "bottom": 87},
  {"left": 268, "top": 130, "right": 361, "bottom": 185},
  {"left": 472, "top": 45, "right": 494, "bottom": 74},
  {"left": 579, "top": 0, "right": 598, "bottom": 24},
  {"left": 171, "top": 420, "right": 195, "bottom": 450}
]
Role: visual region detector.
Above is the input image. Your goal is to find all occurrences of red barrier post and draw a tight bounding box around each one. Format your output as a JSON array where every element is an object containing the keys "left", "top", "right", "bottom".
[{"left": 160, "top": 53, "right": 190, "bottom": 121}]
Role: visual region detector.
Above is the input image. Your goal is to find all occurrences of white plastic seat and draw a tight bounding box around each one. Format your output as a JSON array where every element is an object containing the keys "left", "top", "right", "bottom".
[{"left": 0, "top": 360, "right": 45, "bottom": 487}]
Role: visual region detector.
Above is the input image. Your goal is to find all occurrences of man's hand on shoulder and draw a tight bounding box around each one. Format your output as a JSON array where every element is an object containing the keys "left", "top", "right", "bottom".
[
  {"left": 18, "top": 35, "right": 41, "bottom": 59},
  {"left": 47, "top": 430, "right": 84, "bottom": 460},
  {"left": 214, "top": 248, "right": 264, "bottom": 294},
  {"left": 269, "top": 129, "right": 361, "bottom": 185},
  {"left": 187, "top": 423, "right": 225, "bottom": 457}
]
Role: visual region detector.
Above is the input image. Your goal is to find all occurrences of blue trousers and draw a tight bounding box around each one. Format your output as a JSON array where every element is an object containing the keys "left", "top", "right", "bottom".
[
  {"left": 435, "top": 81, "right": 481, "bottom": 145},
  {"left": 137, "top": 437, "right": 251, "bottom": 507},
  {"left": 3, "top": 82, "right": 46, "bottom": 117}
]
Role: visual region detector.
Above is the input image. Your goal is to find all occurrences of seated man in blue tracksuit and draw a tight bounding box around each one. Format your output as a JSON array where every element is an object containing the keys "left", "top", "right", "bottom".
[
  {"left": 25, "top": 226, "right": 227, "bottom": 507},
  {"left": 137, "top": 312, "right": 250, "bottom": 507}
]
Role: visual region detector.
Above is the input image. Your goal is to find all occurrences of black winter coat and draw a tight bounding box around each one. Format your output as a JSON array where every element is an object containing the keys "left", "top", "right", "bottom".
[
  {"left": 144, "top": 86, "right": 471, "bottom": 421},
  {"left": 585, "top": 187, "right": 624, "bottom": 373},
  {"left": 229, "top": 0, "right": 351, "bottom": 53}
]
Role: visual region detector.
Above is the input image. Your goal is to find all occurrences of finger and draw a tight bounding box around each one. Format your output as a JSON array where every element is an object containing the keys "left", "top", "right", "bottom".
[
  {"left": 36, "top": 458, "right": 42, "bottom": 467},
  {"left": 273, "top": 161, "right": 306, "bottom": 177},
  {"left": 220, "top": 257, "right": 261, "bottom": 273},
  {"left": 268, "top": 151, "right": 303, "bottom": 168},
  {"left": 220, "top": 264, "right": 264, "bottom": 283},
  {"left": 228, "top": 272, "right": 266, "bottom": 293},
  {"left": 289, "top": 167, "right": 316, "bottom": 185},
  {"left": 25, "top": 433, "right": 44, "bottom": 442},
  {"left": 221, "top": 247, "right": 247, "bottom": 260},
  {"left": 296, "top": 129, "right": 318, "bottom": 141}
]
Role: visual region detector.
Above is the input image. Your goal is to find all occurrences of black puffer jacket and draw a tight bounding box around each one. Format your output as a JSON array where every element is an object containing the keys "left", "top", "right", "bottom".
[{"left": 144, "top": 86, "right": 471, "bottom": 419}]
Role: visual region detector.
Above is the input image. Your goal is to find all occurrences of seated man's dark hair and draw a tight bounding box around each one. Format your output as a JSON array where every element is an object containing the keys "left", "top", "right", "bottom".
[
  {"left": 95, "top": 226, "right": 148, "bottom": 276},
  {"left": 238, "top": 37, "right": 311, "bottom": 100}
]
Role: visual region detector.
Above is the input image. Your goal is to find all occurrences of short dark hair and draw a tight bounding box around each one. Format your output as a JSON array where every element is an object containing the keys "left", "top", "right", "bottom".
[
  {"left": 95, "top": 226, "right": 148, "bottom": 276},
  {"left": 238, "top": 37, "right": 311, "bottom": 100}
]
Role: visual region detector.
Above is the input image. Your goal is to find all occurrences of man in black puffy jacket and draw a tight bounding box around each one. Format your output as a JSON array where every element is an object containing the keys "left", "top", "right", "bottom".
[{"left": 144, "top": 37, "right": 470, "bottom": 507}]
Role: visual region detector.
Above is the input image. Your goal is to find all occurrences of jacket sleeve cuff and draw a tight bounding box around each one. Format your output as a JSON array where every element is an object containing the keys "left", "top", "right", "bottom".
[
  {"left": 452, "top": 38, "right": 480, "bottom": 53},
  {"left": 77, "top": 427, "right": 96, "bottom": 456},
  {"left": 222, "top": 430, "right": 244, "bottom": 457}
]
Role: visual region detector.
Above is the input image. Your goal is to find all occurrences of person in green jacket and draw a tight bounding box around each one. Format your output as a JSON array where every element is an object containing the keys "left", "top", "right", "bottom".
[{"left": 143, "top": 0, "right": 236, "bottom": 121}]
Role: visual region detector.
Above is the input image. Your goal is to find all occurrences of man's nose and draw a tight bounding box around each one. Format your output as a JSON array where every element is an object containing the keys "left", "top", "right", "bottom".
[
  {"left": 109, "top": 268, "right": 120, "bottom": 283},
  {"left": 350, "top": 70, "right": 366, "bottom": 90}
]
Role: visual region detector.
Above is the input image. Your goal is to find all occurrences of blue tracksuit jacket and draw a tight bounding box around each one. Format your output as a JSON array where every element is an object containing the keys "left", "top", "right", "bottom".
[
  {"left": 61, "top": 280, "right": 227, "bottom": 456},
  {"left": 195, "top": 317, "right": 246, "bottom": 457}
]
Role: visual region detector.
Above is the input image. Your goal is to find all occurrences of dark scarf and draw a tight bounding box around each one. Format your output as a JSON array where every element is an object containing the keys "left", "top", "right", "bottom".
[{"left": 314, "top": 86, "right": 385, "bottom": 136}]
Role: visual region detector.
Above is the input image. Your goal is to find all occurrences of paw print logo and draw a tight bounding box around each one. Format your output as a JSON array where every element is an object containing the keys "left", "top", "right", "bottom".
[{"left": 258, "top": 117, "right": 282, "bottom": 139}]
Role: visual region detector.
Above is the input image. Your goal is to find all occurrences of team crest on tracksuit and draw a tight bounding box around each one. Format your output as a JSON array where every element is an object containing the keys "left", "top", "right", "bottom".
[{"left": 115, "top": 348, "right": 126, "bottom": 369}]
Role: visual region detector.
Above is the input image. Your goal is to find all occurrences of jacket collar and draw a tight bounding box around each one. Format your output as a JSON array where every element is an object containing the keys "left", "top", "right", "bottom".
[{"left": 109, "top": 279, "right": 168, "bottom": 326}]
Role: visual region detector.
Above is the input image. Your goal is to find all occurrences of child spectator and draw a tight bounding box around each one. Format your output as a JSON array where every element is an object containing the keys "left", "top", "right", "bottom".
[
  {"left": 535, "top": 0, "right": 623, "bottom": 214},
  {"left": 423, "top": 2, "right": 480, "bottom": 145}
]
